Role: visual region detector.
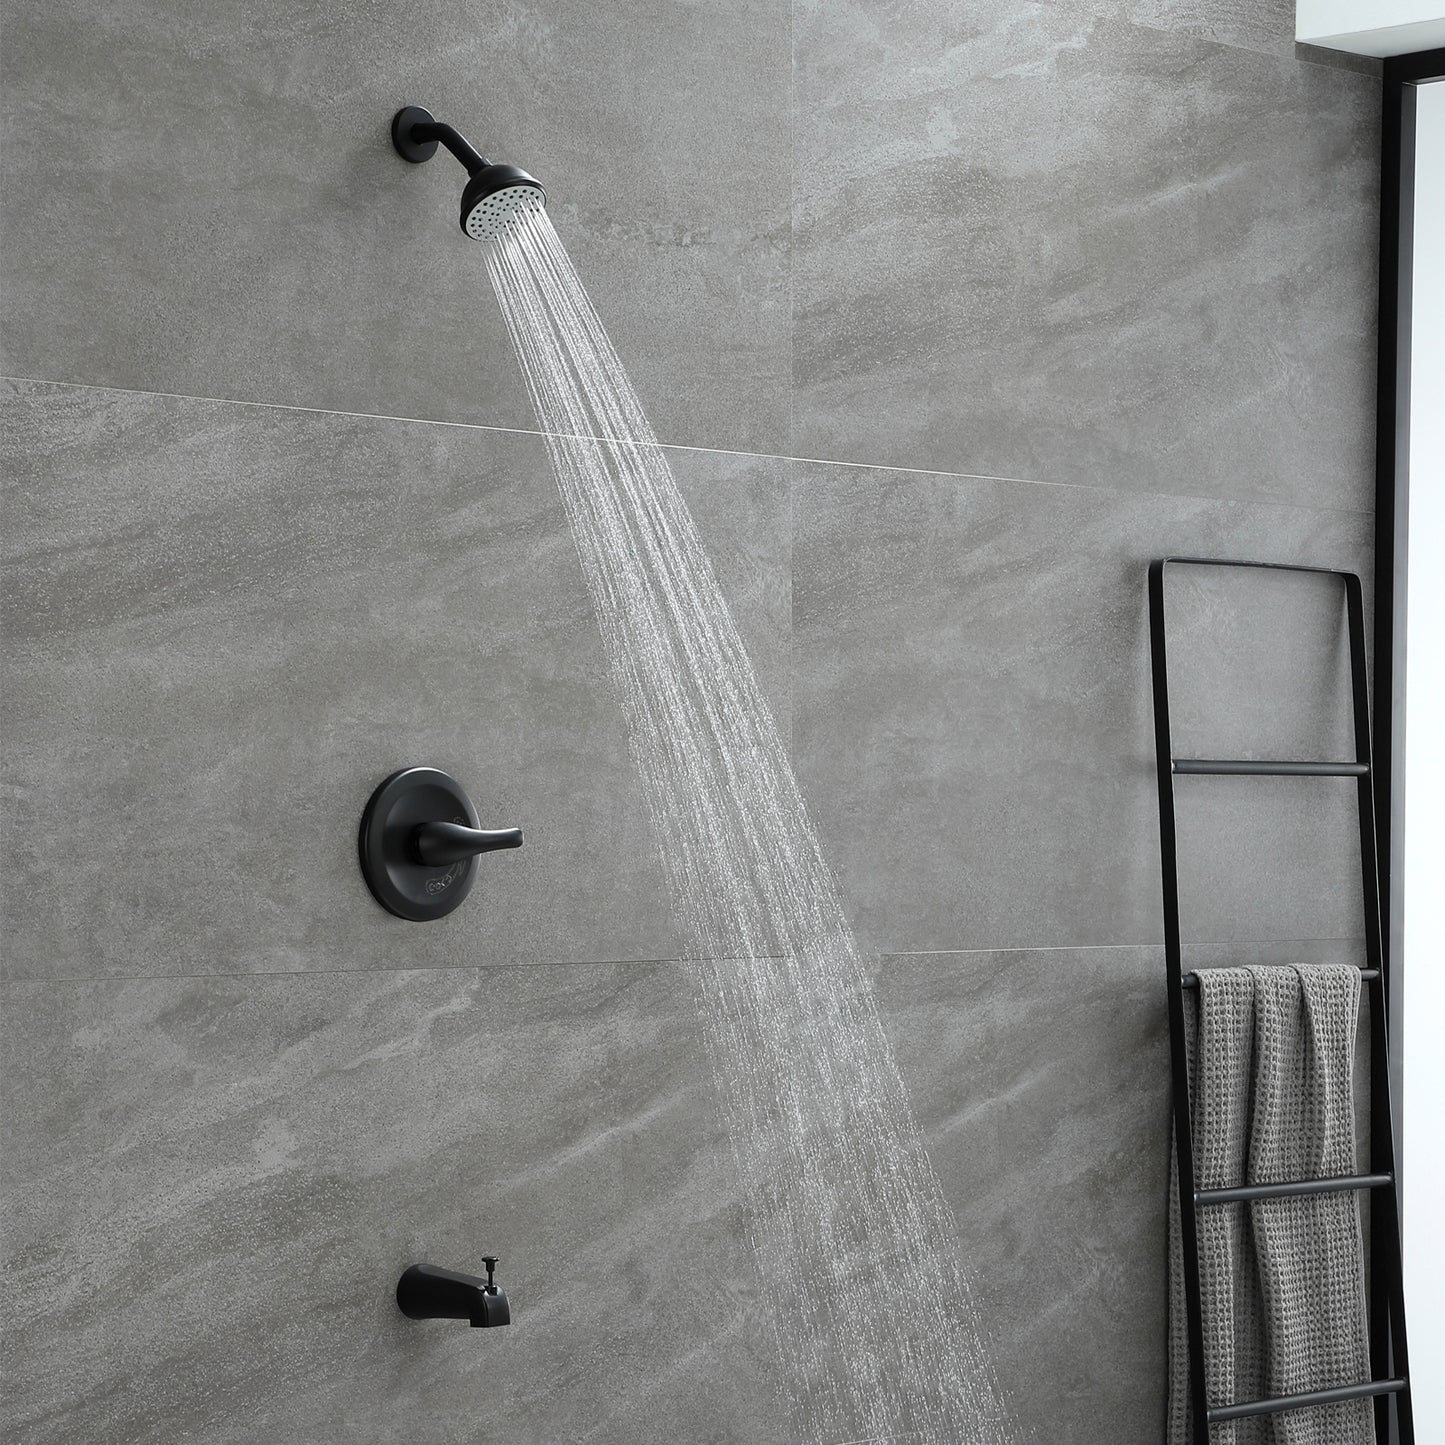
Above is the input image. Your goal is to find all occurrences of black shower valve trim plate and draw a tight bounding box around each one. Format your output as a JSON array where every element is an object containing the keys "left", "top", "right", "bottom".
[{"left": 358, "top": 766, "right": 522, "bottom": 922}]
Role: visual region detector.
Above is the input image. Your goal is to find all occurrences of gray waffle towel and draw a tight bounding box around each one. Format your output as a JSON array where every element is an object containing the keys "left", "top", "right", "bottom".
[{"left": 1167, "top": 965, "right": 1374, "bottom": 1445}]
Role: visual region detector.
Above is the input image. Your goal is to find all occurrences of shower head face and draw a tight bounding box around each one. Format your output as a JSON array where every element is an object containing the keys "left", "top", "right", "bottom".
[{"left": 460, "top": 164, "right": 546, "bottom": 243}]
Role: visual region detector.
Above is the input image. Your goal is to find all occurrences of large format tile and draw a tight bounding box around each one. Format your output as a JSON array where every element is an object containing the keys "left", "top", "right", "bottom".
[
  {"left": 876, "top": 944, "right": 1171, "bottom": 1444},
  {"left": 792, "top": 459, "right": 1372, "bottom": 957},
  {"left": 0, "top": 945, "right": 1180, "bottom": 1444},
  {"left": 879, "top": 937, "right": 1376, "bottom": 1444},
  {"left": 0, "top": 963, "right": 790, "bottom": 1443},
  {"left": 792, "top": 5, "right": 1380, "bottom": 509},
  {"left": 0, "top": 0, "right": 790, "bottom": 454},
  {"left": 0, "top": 380, "right": 791, "bottom": 980}
]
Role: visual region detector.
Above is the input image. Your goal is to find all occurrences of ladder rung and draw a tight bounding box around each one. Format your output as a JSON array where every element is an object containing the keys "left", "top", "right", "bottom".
[
  {"left": 1209, "top": 1377, "right": 1406, "bottom": 1422},
  {"left": 1196, "top": 1173, "right": 1392, "bottom": 1206},
  {"left": 1172, "top": 758, "right": 1369, "bottom": 776},
  {"left": 1182, "top": 968, "right": 1379, "bottom": 989}
]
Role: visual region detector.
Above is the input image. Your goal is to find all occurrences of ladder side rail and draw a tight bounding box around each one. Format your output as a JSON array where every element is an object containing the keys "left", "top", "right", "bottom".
[{"left": 1150, "top": 560, "right": 1212, "bottom": 1442}]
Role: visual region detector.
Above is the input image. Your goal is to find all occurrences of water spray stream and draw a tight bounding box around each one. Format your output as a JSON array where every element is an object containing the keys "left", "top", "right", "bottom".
[{"left": 486, "top": 206, "right": 1015, "bottom": 1445}]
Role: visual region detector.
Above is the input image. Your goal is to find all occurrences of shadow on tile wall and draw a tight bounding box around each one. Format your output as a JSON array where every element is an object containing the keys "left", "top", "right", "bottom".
[{"left": 1, "top": 1, "right": 1379, "bottom": 1440}]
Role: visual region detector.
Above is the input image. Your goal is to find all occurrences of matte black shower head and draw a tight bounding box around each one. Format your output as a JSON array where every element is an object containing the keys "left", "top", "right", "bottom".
[
  {"left": 458, "top": 162, "right": 546, "bottom": 243},
  {"left": 392, "top": 105, "right": 546, "bottom": 242}
]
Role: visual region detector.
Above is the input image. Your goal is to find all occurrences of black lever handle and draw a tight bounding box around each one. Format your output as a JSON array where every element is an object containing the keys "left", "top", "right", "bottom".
[{"left": 413, "top": 822, "right": 523, "bottom": 867}]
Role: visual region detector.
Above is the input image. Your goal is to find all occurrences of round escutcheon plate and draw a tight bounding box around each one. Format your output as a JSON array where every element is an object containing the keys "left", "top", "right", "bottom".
[
  {"left": 391, "top": 105, "right": 440, "bottom": 164},
  {"left": 359, "top": 766, "right": 479, "bottom": 921}
]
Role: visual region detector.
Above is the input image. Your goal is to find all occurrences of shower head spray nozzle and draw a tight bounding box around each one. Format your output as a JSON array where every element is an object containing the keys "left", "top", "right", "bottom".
[
  {"left": 391, "top": 105, "right": 545, "bottom": 243},
  {"left": 458, "top": 164, "right": 547, "bottom": 243}
]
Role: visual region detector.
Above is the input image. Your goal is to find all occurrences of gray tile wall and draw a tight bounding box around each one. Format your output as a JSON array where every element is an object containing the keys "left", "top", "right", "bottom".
[{"left": 0, "top": 1, "right": 1378, "bottom": 1439}]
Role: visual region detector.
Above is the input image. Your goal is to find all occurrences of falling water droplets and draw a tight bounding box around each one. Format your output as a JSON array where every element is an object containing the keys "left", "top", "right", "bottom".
[{"left": 485, "top": 207, "right": 1016, "bottom": 1445}]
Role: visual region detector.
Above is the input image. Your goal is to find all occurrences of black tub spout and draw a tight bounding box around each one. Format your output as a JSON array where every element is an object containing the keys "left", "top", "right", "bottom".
[{"left": 396, "top": 1260, "right": 511, "bottom": 1328}]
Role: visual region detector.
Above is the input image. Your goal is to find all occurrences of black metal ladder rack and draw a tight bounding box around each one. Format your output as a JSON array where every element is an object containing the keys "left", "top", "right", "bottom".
[{"left": 1148, "top": 557, "right": 1413, "bottom": 1444}]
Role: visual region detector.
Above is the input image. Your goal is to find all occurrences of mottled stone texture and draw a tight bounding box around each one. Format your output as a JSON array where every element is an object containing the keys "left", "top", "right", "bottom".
[
  {"left": 0, "top": 381, "right": 791, "bottom": 982},
  {"left": 0, "top": 965, "right": 784, "bottom": 1444},
  {"left": 1, "top": 1, "right": 1378, "bottom": 1441},
  {"left": 791, "top": 462, "right": 1372, "bottom": 957},
  {"left": 0, "top": 0, "right": 790, "bottom": 454},
  {"left": 0, "top": 948, "right": 1171, "bottom": 1443},
  {"left": 792, "top": 4, "right": 1379, "bottom": 508}
]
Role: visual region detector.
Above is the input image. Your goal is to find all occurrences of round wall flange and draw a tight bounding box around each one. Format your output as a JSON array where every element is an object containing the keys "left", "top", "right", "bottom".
[
  {"left": 358, "top": 767, "right": 521, "bottom": 922},
  {"left": 391, "top": 105, "right": 439, "bottom": 163}
]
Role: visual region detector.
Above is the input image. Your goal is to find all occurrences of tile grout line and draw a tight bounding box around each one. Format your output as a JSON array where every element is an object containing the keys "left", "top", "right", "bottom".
[
  {"left": 0, "top": 938, "right": 1366, "bottom": 989},
  {"left": 785, "top": 0, "right": 798, "bottom": 767},
  {"left": 786, "top": 0, "right": 797, "bottom": 467},
  {"left": 0, "top": 373, "right": 1375, "bottom": 519}
]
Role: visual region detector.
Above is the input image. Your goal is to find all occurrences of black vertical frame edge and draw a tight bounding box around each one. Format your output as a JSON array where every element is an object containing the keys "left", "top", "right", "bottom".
[
  {"left": 1376, "top": 48, "right": 1444, "bottom": 1445},
  {"left": 1376, "top": 45, "right": 1445, "bottom": 1126},
  {"left": 1375, "top": 60, "right": 1443, "bottom": 1439}
]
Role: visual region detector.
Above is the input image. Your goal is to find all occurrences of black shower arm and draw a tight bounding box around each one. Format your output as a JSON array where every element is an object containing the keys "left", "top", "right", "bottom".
[{"left": 406, "top": 119, "right": 490, "bottom": 175}]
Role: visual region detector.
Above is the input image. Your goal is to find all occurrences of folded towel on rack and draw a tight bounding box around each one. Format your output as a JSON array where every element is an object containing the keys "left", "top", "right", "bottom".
[{"left": 1167, "top": 964, "right": 1373, "bottom": 1445}]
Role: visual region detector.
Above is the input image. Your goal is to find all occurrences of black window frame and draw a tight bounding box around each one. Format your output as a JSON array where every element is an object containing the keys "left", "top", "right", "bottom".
[{"left": 1376, "top": 49, "right": 1445, "bottom": 1148}]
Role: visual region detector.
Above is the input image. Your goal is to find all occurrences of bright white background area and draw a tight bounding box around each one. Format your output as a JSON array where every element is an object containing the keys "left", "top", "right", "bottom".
[
  {"left": 1297, "top": 2, "right": 1445, "bottom": 56},
  {"left": 1403, "top": 76, "right": 1445, "bottom": 1434}
]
